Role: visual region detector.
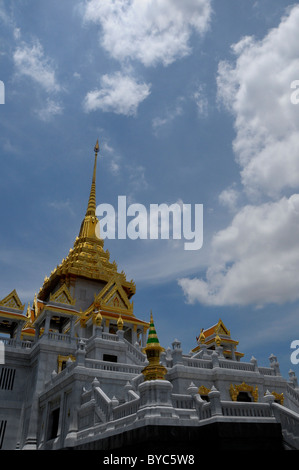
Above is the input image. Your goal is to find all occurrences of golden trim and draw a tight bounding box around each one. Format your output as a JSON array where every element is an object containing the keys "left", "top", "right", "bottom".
[
  {"left": 117, "top": 315, "right": 124, "bottom": 330},
  {"left": 57, "top": 354, "right": 75, "bottom": 373},
  {"left": 0, "top": 289, "right": 25, "bottom": 311},
  {"left": 268, "top": 391, "right": 284, "bottom": 405},
  {"left": 230, "top": 382, "right": 258, "bottom": 402},
  {"left": 50, "top": 283, "right": 76, "bottom": 306},
  {"left": 198, "top": 385, "right": 211, "bottom": 396}
]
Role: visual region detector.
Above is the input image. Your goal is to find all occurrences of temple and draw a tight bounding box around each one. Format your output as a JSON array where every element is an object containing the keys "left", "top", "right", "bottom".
[{"left": 1, "top": 142, "right": 299, "bottom": 452}]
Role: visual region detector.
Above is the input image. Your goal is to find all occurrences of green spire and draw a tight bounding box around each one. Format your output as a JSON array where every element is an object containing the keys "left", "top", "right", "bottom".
[
  {"left": 146, "top": 311, "right": 160, "bottom": 345},
  {"left": 142, "top": 311, "right": 167, "bottom": 381}
]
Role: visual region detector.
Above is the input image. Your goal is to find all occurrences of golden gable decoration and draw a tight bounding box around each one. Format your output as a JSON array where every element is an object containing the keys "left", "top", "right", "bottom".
[
  {"left": 214, "top": 319, "right": 230, "bottom": 336},
  {"left": 50, "top": 284, "right": 76, "bottom": 306},
  {"left": 94, "top": 276, "right": 134, "bottom": 314},
  {"left": 0, "top": 289, "right": 25, "bottom": 312}
]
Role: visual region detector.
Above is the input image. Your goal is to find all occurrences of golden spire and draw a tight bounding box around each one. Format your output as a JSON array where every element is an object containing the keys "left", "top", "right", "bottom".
[
  {"left": 37, "top": 139, "right": 136, "bottom": 304},
  {"left": 78, "top": 140, "right": 101, "bottom": 239},
  {"left": 142, "top": 311, "right": 167, "bottom": 381},
  {"left": 85, "top": 139, "right": 99, "bottom": 217}
]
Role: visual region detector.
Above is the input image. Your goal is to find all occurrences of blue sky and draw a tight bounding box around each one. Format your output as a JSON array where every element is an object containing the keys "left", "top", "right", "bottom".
[{"left": 1, "top": 0, "right": 299, "bottom": 378}]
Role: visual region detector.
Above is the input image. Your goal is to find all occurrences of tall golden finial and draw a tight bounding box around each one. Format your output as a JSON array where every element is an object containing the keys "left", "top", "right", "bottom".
[
  {"left": 78, "top": 140, "right": 101, "bottom": 239},
  {"left": 142, "top": 311, "right": 167, "bottom": 381},
  {"left": 86, "top": 139, "right": 99, "bottom": 217}
]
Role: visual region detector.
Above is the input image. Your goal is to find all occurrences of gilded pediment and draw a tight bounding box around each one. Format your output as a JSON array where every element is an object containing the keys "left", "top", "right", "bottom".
[
  {"left": 50, "top": 284, "right": 76, "bottom": 306},
  {"left": 0, "top": 289, "right": 25, "bottom": 312},
  {"left": 94, "top": 277, "right": 133, "bottom": 314},
  {"left": 214, "top": 319, "right": 230, "bottom": 336}
]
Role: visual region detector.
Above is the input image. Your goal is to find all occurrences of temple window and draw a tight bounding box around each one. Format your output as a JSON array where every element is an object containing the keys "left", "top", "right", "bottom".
[
  {"left": 103, "top": 354, "right": 117, "bottom": 362},
  {"left": 237, "top": 392, "right": 252, "bottom": 402}
]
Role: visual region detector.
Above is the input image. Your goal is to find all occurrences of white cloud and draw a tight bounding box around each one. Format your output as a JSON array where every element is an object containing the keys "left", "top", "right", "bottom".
[
  {"left": 48, "top": 199, "right": 74, "bottom": 215},
  {"left": 35, "top": 98, "right": 63, "bottom": 121},
  {"left": 83, "top": 72, "right": 151, "bottom": 116},
  {"left": 101, "top": 140, "right": 122, "bottom": 175},
  {"left": 217, "top": 5, "right": 299, "bottom": 199},
  {"left": 179, "top": 194, "right": 299, "bottom": 307},
  {"left": 218, "top": 185, "right": 239, "bottom": 212},
  {"left": 193, "top": 84, "right": 208, "bottom": 116},
  {"left": 83, "top": 0, "right": 212, "bottom": 67},
  {"left": 152, "top": 98, "right": 184, "bottom": 132},
  {"left": 179, "top": 6, "right": 299, "bottom": 310},
  {"left": 13, "top": 39, "right": 61, "bottom": 93}
]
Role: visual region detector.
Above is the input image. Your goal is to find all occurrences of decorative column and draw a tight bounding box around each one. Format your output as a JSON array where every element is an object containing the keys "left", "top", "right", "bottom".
[
  {"left": 43, "top": 312, "right": 51, "bottom": 337},
  {"left": 34, "top": 323, "right": 40, "bottom": 342},
  {"left": 197, "top": 329, "right": 209, "bottom": 359},
  {"left": 263, "top": 390, "right": 275, "bottom": 417},
  {"left": 93, "top": 312, "right": 103, "bottom": 337},
  {"left": 15, "top": 321, "right": 23, "bottom": 345},
  {"left": 289, "top": 370, "right": 298, "bottom": 388},
  {"left": 211, "top": 350, "right": 219, "bottom": 368},
  {"left": 250, "top": 356, "right": 259, "bottom": 372},
  {"left": 215, "top": 335, "right": 224, "bottom": 357},
  {"left": 104, "top": 318, "right": 110, "bottom": 333},
  {"left": 137, "top": 313, "right": 178, "bottom": 421},
  {"left": 171, "top": 339, "right": 183, "bottom": 365},
  {"left": 131, "top": 324, "right": 137, "bottom": 345},
  {"left": 269, "top": 354, "right": 281, "bottom": 376},
  {"left": 69, "top": 315, "right": 76, "bottom": 341},
  {"left": 116, "top": 315, "right": 125, "bottom": 342},
  {"left": 142, "top": 326, "right": 147, "bottom": 348},
  {"left": 208, "top": 386, "right": 222, "bottom": 417},
  {"left": 76, "top": 340, "right": 86, "bottom": 366}
]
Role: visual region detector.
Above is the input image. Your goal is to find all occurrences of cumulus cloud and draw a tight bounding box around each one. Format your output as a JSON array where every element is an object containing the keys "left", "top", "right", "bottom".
[
  {"left": 218, "top": 185, "right": 239, "bottom": 212},
  {"left": 179, "top": 6, "right": 299, "bottom": 308},
  {"left": 83, "top": 0, "right": 212, "bottom": 67},
  {"left": 83, "top": 72, "right": 151, "bottom": 116},
  {"left": 179, "top": 194, "right": 299, "bottom": 307},
  {"left": 13, "top": 39, "right": 61, "bottom": 93},
  {"left": 217, "top": 5, "right": 299, "bottom": 199}
]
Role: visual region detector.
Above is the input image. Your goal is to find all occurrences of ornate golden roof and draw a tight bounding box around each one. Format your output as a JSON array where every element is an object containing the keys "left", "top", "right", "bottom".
[{"left": 38, "top": 140, "right": 135, "bottom": 301}]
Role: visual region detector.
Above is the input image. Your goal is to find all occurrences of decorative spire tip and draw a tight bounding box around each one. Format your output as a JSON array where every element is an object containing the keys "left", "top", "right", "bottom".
[{"left": 94, "top": 139, "right": 99, "bottom": 154}]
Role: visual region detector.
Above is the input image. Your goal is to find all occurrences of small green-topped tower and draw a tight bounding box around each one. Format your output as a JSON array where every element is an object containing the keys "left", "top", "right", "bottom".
[{"left": 142, "top": 312, "right": 167, "bottom": 381}]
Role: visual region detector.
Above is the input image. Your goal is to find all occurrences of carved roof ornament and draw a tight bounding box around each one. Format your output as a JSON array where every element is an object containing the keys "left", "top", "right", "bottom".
[
  {"left": 49, "top": 284, "right": 76, "bottom": 306},
  {"left": 117, "top": 315, "right": 124, "bottom": 330},
  {"left": 0, "top": 289, "right": 25, "bottom": 312},
  {"left": 198, "top": 328, "right": 205, "bottom": 344}
]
